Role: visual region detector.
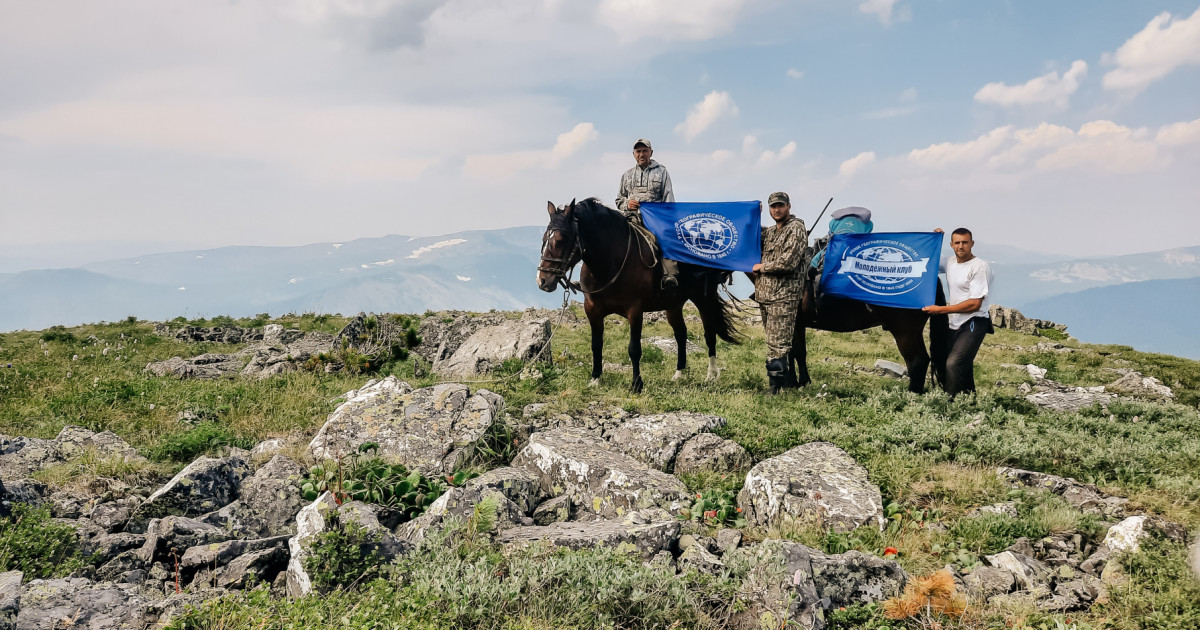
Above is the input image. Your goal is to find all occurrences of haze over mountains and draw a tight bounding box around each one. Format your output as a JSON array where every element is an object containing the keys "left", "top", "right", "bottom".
[{"left": 2, "top": 231, "right": 1196, "bottom": 358}]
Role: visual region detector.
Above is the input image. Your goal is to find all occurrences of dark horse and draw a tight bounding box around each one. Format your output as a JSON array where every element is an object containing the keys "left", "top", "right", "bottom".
[
  {"left": 537, "top": 198, "right": 742, "bottom": 393},
  {"left": 791, "top": 272, "right": 949, "bottom": 393}
]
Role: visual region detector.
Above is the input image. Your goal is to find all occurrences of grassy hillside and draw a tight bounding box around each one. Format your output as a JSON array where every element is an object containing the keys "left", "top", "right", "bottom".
[{"left": 2, "top": 308, "right": 1199, "bottom": 629}]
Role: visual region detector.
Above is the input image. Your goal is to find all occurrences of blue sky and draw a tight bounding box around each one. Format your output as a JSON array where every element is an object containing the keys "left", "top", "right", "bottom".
[{"left": 1, "top": 0, "right": 1198, "bottom": 264}]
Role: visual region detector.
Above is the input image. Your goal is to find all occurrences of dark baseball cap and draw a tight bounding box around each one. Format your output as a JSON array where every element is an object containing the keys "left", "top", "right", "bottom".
[
  {"left": 633, "top": 138, "right": 652, "bottom": 149},
  {"left": 768, "top": 192, "right": 790, "bottom": 206}
]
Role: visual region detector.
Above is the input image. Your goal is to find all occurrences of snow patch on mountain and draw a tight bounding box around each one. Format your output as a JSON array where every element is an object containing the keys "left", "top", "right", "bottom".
[{"left": 407, "top": 239, "right": 466, "bottom": 259}]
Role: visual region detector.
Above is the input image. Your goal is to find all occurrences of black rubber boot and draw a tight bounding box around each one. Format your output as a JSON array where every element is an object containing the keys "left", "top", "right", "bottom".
[
  {"left": 661, "top": 274, "right": 679, "bottom": 290},
  {"left": 766, "top": 358, "right": 787, "bottom": 394}
]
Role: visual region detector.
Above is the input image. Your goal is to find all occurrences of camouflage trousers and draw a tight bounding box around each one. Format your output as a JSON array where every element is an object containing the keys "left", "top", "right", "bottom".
[
  {"left": 759, "top": 296, "right": 801, "bottom": 360},
  {"left": 629, "top": 219, "right": 680, "bottom": 276}
]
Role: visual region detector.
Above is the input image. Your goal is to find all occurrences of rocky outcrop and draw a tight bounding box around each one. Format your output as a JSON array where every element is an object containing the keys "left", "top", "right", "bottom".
[
  {"left": 989, "top": 305, "right": 1067, "bottom": 335},
  {"left": 1025, "top": 384, "right": 1112, "bottom": 412},
  {"left": 308, "top": 378, "right": 502, "bottom": 475},
  {"left": 201, "top": 454, "right": 307, "bottom": 538},
  {"left": 809, "top": 549, "right": 908, "bottom": 608},
  {"left": 738, "top": 442, "right": 885, "bottom": 533},
  {"left": 127, "top": 454, "right": 248, "bottom": 531},
  {"left": 396, "top": 485, "right": 532, "bottom": 545},
  {"left": 673, "top": 433, "right": 752, "bottom": 476},
  {"left": 154, "top": 324, "right": 264, "bottom": 344},
  {"left": 432, "top": 318, "right": 551, "bottom": 378},
  {"left": 998, "top": 467, "right": 1129, "bottom": 517},
  {"left": 605, "top": 412, "right": 726, "bottom": 472},
  {"left": 16, "top": 578, "right": 155, "bottom": 630},
  {"left": 511, "top": 427, "right": 688, "bottom": 519},
  {"left": 0, "top": 571, "right": 19, "bottom": 630},
  {"left": 497, "top": 508, "right": 680, "bottom": 560},
  {"left": 1105, "top": 371, "right": 1174, "bottom": 401},
  {"left": 146, "top": 325, "right": 336, "bottom": 380}
]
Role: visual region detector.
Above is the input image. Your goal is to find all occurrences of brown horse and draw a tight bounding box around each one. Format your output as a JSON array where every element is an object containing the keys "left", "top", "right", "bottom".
[
  {"left": 791, "top": 272, "right": 949, "bottom": 393},
  {"left": 537, "top": 198, "right": 742, "bottom": 393}
]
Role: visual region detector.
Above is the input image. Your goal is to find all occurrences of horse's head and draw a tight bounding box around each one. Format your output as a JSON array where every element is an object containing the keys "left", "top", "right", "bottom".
[{"left": 537, "top": 199, "right": 581, "bottom": 292}]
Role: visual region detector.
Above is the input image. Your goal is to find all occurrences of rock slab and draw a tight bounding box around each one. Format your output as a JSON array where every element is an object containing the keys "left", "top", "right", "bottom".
[{"left": 738, "top": 442, "right": 884, "bottom": 532}]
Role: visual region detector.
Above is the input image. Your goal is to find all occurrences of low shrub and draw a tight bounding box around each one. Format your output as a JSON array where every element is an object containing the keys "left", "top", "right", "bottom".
[
  {"left": 302, "top": 511, "right": 387, "bottom": 592},
  {"left": 0, "top": 503, "right": 90, "bottom": 579},
  {"left": 144, "top": 422, "right": 255, "bottom": 462}
]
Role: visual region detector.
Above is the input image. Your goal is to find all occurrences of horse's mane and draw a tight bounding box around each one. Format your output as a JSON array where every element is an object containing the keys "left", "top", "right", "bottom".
[{"left": 573, "top": 197, "right": 623, "bottom": 224}]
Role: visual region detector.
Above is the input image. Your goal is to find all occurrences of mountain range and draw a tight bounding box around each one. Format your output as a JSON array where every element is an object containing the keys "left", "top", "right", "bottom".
[{"left": 2, "top": 231, "right": 1195, "bottom": 358}]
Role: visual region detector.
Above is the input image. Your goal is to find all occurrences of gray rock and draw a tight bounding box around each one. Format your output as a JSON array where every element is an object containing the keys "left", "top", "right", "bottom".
[
  {"left": 985, "top": 551, "right": 1052, "bottom": 593},
  {"left": 497, "top": 508, "right": 680, "bottom": 560},
  {"left": 88, "top": 497, "right": 142, "bottom": 533},
  {"left": 989, "top": 305, "right": 1067, "bottom": 335},
  {"left": 873, "top": 359, "right": 906, "bottom": 378},
  {"left": 128, "top": 455, "right": 249, "bottom": 531},
  {"left": 963, "top": 566, "right": 1015, "bottom": 598},
  {"left": 16, "top": 578, "right": 154, "bottom": 630},
  {"left": 432, "top": 319, "right": 551, "bottom": 377},
  {"left": 965, "top": 502, "right": 1019, "bottom": 519},
  {"left": 145, "top": 588, "right": 229, "bottom": 629},
  {"left": 145, "top": 354, "right": 240, "bottom": 379},
  {"left": 673, "top": 433, "right": 752, "bottom": 476},
  {"left": 510, "top": 428, "right": 688, "bottom": 519},
  {"left": 644, "top": 336, "right": 703, "bottom": 355},
  {"left": 201, "top": 454, "right": 306, "bottom": 538},
  {"left": 724, "top": 541, "right": 825, "bottom": 630},
  {"left": 0, "top": 479, "right": 47, "bottom": 507},
  {"left": 462, "top": 466, "right": 543, "bottom": 515},
  {"left": 1048, "top": 574, "right": 1104, "bottom": 611},
  {"left": 286, "top": 492, "right": 339, "bottom": 598},
  {"left": 1105, "top": 371, "right": 1173, "bottom": 400},
  {"left": 213, "top": 547, "right": 289, "bottom": 589},
  {"left": 810, "top": 550, "right": 908, "bottom": 608},
  {"left": 0, "top": 571, "right": 20, "bottom": 630},
  {"left": 1103, "top": 515, "right": 1150, "bottom": 553},
  {"left": 716, "top": 528, "right": 742, "bottom": 554},
  {"left": 998, "top": 467, "right": 1129, "bottom": 517},
  {"left": 395, "top": 486, "right": 531, "bottom": 545},
  {"left": 678, "top": 544, "right": 724, "bottom": 574},
  {"left": 94, "top": 550, "right": 147, "bottom": 583},
  {"left": 1026, "top": 386, "right": 1112, "bottom": 412},
  {"left": 605, "top": 412, "right": 726, "bottom": 472},
  {"left": 738, "top": 442, "right": 885, "bottom": 533},
  {"left": 83, "top": 532, "right": 146, "bottom": 566},
  {"left": 0, "top": 435, "right": 62, "bottom": 482},
  {"left": 308, "top": 378, "right": 502, "bottom": 475},
  {"left": 180, "top": 535, "right": 290, "bottom": 573},
  {"left": 531, "top": 495, "right": 572, "bottom": 526},
  {"left": 138, "top": 516, "right": 231, "bottom": 565},
  {"left": 53, "top": 426, "right": 141, "bottom": 462},
  {"left": 248, "top": 438, "right": 287, "bottom": 460},
  {"left": 1188, "top": 533, "right": 1200, "bottom": 584}
]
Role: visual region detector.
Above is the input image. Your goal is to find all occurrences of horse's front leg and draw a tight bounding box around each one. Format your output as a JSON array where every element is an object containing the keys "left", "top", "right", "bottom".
[
  {"left": 587, "top": 307, "right": 605, "bottom": 387},
  {"left": 666, "top": 307, "right": 688, "bottom": 381},
  {"left": 627, "top": 309, "right": 644, "bottom": 394},
  {"left": 792, "top": 324, "right": 811, "bottom": 387},
  {"left": 892, "top": 312, "right": 931, "bottom": 394}
]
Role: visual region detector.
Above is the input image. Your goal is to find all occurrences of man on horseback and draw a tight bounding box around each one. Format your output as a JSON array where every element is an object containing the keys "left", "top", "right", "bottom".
[
  {"left": 616, "top": 138, "right": 681, "bottom": 290},
  {"left": 750, "top": 191, "right": 807, "bottom": 393},
  {"left": 922, "top": 227, "right": 994, "bottom": 397}
]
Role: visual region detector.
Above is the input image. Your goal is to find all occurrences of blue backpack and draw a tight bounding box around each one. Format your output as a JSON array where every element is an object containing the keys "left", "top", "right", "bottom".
[{"left": 810, "top": 207, "right": 874, "bottom": 272}]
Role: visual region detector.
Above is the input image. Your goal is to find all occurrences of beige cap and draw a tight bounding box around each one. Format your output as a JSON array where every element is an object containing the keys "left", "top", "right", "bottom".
[
  {"left": 768, "top": 191, "right": 790, "bottom": 206},
  {"left": 633, "top": 138, "right": 652, "bottom": 149}
]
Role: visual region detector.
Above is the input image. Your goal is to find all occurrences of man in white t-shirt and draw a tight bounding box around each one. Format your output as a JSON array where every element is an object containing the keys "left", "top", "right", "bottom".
[{"left": 922, "top": 227, "right": 994, "bottom": 397}]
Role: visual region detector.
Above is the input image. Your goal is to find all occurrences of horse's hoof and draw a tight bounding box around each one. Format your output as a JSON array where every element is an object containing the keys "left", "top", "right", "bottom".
[
  {"left": 589, "top": 378, "right": 600, "bottom": 387},
  {"left": 672, "top": 370, "right": 684, "bottom": 381},
  {"left": 630, "top": 379, "right": 644, "bottom": 394}
]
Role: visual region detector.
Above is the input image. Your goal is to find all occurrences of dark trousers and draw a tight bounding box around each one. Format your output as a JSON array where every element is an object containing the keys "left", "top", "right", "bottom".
[{"left": 945, "top": 316, "right": 992, "bottom": 397}]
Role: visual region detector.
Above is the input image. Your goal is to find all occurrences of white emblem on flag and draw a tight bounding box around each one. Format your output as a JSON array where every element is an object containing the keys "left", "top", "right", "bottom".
[
  {"left": 834, "top": 240, "right": 930, "bottom": 296},
  {"left": 674, "top": 213, "right": 739, "bottom": 260}
]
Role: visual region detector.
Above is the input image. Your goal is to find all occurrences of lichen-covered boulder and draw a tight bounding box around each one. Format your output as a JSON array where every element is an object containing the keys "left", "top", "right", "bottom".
[
  {"left": 605, "top": 412, "right": 726, "bottom": 472},
  {"left": 496, "top": 508, "right": 680, "bottom": 560},
  {"left": 511, "top": 428, "right": 688, "bottom": 519},
  {"left": 16, "top": 578, "right": 155, "bottom": 630},
  {"left": 395, "top": 485, "right": 532, "bottom": 545},
  {"left": 532, "top": 495, "right": 572, "bottom": 525},
  {"left": 1105, "top": 371, "right": 1173, "bottom": 400},
  {"left": 1103, "top": 515, "right": 1149, "bottom": 553},
  {"left": 963, "top": 566, "right": 1016, "bottom": 599},
  {"left": 738, "top": 442, "right": 884, "bottom": 533},
  {"left": 308, "top": 378, "right": 502, "bottom": 475},
  {"left": 0, "top": 435, "right": 62, "bottom": 482},
  {"left": 0, "top": 571, "right": 20, "bottom": 630},
  {"left": 201, "top": 454, "right": 306, "bottom": 537},
  {"left": 809, "top": 549, "right": 908, "bottom": 608},
  {"left": 985, "top": 551, "right": 1052, "bottom": 593},
  {"left": 998, "top": 467, "right": 1129, "bottom": 517},
  {"left": 673, "top": 433, "right": 752, "bottom": 477},
  {"left": 724, "top": 541, "right": 825, "bottom": 630},
  {"left": 213, "top": 547, "right": 289, "bottom": 589},
  {"left": 53, "top": 426, "right": 142, "bottom": 462},
  {"left": 138, "top": 516, "right": 231, "bottom": 565},
  {"left": 679, "top": 544, "right": 724, "bottom": 574},
  {"left": 127, "top": 455, "right": 249, "bottom": 531},
  {"left": 461, "top": 466, "right": 543, "bottom": 515},
  {"left": 432, "top": 319, "right": 551, "bottom": 378}
]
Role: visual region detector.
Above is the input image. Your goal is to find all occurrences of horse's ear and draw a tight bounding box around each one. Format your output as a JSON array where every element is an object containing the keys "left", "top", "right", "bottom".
[
  {"left": 547, "top": 201, "right": 557, "bottom": 215},
  {"left": 566, "top": 198, "right": 576, "bottom": 216}
]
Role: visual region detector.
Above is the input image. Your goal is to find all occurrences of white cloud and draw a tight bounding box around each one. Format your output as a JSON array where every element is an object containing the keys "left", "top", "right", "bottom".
[
  {"left": 551, "top": 122, "right": 599, "bottom": 161},
  {"left": 1103, "top": 6, "right": 1200, "bottom": 93},
  {"left": 858, "top": 0, "right": 907, "bottom": 26},
  {"left": 974, "top": 60, "right": 1088, "bottom": 107},
  {"left": 675, "top": 90, "right": 738, "bottom": 141},
  {"left": 899, "top": 87, "right": 918, "bottom": 102},
  {"left": 597, "top": 0, "right": 750, "bottom": 42},
  {"left": 908, "top": 126, "right": 1014, "bottom": 168},
  {"left": 1156, "top": 118, "right": 1200, "bottom": 146},
  {"left": 839, "top": 151, "right": 876, "bottom": 177},
  {"left": 757, "top": 141, "right": 797, "bottom": 166},
  {"left": 786, "top": 68, "right": 804, "bottom": 79}
]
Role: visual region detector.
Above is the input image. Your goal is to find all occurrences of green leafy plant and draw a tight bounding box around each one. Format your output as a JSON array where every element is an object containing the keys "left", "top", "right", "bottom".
[
  {"left": 302, "top": 511, "right": 386, "bottom": 591},
  {"left": 677, "top": 488, "right": 746, "bottom": 528},
  {"left": 301, "top": 443, "right": 471, "bottom": 523},
  {"left": 0, "top": 503, "right": 91, "bottom": 579},
  {"left": 144, "top": 422, "right": 255, "bottom": 462}
]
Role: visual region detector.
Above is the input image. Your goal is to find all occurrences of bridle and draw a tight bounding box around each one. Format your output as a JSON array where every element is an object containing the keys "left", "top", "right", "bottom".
[{"left": 538, "top": 204, "right": 648, "bottom": 295}]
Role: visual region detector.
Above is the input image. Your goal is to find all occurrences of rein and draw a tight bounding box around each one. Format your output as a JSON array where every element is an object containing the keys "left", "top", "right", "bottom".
[{"left": 539, "top": 210, "right": 655, "bottom": 296}]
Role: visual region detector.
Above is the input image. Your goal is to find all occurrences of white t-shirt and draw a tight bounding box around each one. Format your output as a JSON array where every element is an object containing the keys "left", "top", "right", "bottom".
[{"left": 942, "top": 256, "right": 993, "bottom": 330}]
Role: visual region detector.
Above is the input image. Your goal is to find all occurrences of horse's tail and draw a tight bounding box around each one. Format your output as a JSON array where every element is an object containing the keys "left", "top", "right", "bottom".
[
  {"left": 708, "top": 280, "right": 745, "bottom": 345},
  {"left": 928, "top": 280, "right": 950, "bottom": 389}
]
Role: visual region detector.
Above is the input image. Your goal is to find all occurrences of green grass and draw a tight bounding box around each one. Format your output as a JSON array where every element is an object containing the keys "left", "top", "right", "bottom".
[{"left": 3, "top": 307, "right": 1200, "bottom": 628}]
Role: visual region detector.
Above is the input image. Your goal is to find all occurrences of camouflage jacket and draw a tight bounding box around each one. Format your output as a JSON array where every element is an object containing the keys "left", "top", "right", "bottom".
[
  {"left": 616, "top": 160, "right": 674, "bottom": 217},
  {"left": 754, "top": 214, "right": 807, "bottom": 303}
]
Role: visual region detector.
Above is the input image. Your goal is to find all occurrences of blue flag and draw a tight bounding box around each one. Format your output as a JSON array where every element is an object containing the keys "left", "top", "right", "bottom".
[
  {"left": 640, "top": 201, "right": 762, "bottom": 272},
  {"left": 820, "top": 232, "right": 944, "bottom": 309}
]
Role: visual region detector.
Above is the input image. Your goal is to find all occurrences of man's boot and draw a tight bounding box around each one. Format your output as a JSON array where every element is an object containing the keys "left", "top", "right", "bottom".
[
  {"left": 766, "top": 358, "right": 787, "bottom": 394},
  {"left": 661, "top": 258, "right": 680, "bottom": 290}
]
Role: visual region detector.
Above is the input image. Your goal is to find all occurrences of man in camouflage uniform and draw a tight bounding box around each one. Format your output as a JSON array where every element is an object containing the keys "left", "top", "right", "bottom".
[
  {"left": 751, "top": 191, "right": 806, "bottom": 393},
  {"left": 616, "top": 138, "right": 681, "bottom": 289}
]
